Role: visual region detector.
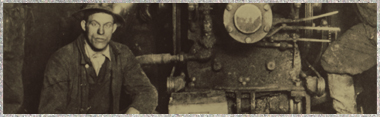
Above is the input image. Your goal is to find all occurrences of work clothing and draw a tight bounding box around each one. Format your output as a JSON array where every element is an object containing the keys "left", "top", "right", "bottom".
[
  {"left": 39, "top": 34, "right": 158, "bottom": 114},
  {"left": 321, "top": 3, "right": 376, "bottom": 114}
]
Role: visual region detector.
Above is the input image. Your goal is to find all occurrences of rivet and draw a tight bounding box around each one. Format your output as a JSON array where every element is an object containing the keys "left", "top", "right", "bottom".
[
  {"left": 226, "top": 4, "right": 233, "bottom": 11},
  {"left": 85, "top": 64, "right": 89, "bottom": 68},
  {"left": 239, "top": 77, "right": 244, "bottom": 82},
  {"left": 264, "top": 26, "right": 270, "bottom": 32},
  {"left": 245, "top": 37, "right": 252, "bottom": 43},
  {"left": 267, "top": 61, "right": 276, "bottom": 71},
  {"left": 245, "top": 77, "right": 250, "bottom": 81},
  {"left": 242, "top": 82, "right": 247, "bottom": 86},
  {"left": 227, "top": 26, "right": 234, "bottom": 33},
  {"left": 192, "top": 77, "right": 196, "bottom": 82}
]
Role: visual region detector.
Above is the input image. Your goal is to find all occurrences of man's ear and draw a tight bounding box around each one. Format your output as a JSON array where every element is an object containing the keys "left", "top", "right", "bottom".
[
  {"left": 81, "top": 20, "right": 86, "bottom": 31},
  {"left": 112, "top": 24, "right": 118, "bottom": 33}
]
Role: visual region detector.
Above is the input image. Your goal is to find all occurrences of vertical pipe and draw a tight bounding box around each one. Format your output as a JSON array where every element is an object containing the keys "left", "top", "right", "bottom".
[
  {"left": 305, "top": 94, "right": 311, "bottom": 114},
  {"left": 176, "top": 4, "right": 181, "bottom": 54},
  {"left": 172, "top": 3, "right": 177, "bottom": 54},
  {"left": 236, "top": 92, "right": 242, "bottom": 114},
  {"left": 289, "top": 99, "right": 294, "bottom": 114},
  {"left": 297, "top": 101, "right": 302, "bottom": 114},
  {"left": 250, "top": 92, "right": 256, "bottom": 114}
]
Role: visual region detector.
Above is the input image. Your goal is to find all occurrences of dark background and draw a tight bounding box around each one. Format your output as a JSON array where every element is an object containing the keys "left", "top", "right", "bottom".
[{"left": 3, "top": 3, "right": 376, "bottom": 114}]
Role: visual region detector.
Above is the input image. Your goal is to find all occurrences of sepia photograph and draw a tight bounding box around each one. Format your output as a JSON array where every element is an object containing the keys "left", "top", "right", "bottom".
[{"left": 3, "top": 3, "right": 377, "bottom": 114}]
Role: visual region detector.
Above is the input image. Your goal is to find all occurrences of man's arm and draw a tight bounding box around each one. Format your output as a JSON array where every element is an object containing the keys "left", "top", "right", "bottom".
[
  {"left": 122, "top": 49, "right": 158, "bottom": 114},
  {"left": 38, "top": 54, "right": 69, "bottom": 114}
]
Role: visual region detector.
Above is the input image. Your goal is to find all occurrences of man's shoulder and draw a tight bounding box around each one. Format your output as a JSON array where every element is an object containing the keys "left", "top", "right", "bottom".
[{"left": 110, "top": 41, "right": 134, "bottom": 55}]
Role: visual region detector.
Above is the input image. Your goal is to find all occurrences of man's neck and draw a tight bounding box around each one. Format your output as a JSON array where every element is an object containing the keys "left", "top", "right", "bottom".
[{"left": 84, "top": 39, "right": 111, "bottom": 60}]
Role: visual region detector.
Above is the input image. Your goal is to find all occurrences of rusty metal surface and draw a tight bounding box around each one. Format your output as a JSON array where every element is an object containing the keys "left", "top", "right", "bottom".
[
  {"left": 227, "top": 92, "right": 289, "bottom": 114},
  {"left": 169, "top": 90, "right": 226, "bottom": 105},
  {"left": 187, "top": 44, "right": 301, "bottom": 89}
]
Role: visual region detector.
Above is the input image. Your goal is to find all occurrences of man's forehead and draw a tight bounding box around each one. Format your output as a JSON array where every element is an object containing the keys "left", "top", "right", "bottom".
[{"left": 87, "top": 12, "right": 114, "bottom": 23}]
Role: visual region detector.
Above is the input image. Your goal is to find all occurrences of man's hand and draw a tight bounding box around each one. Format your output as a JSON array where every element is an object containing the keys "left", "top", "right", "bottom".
[{"left": 125, "top": 107, "right": 140, "bottom": 114}]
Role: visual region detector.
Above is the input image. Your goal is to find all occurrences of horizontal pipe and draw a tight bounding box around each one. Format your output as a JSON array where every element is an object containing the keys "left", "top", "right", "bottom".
[
  {"left": 296, "top": 38, "right": 331, "bottom": 43},
  {"left": 254, "top": 42, "right": 294, "bottom": 48},
  {"left": 215, "top": 84, "right": 305, "bottom": 92},
  {"left": 282, "top": 26, "right": 340, "bottom": 32},
  {"left": 136, "top": 53, "right": 184, "bottom": 64},
  {"left": 272, "top": 38, "right": 331, "bottom": 43},
  {"left": 274, "top": 11, "right": 339, "bottom": 25}
]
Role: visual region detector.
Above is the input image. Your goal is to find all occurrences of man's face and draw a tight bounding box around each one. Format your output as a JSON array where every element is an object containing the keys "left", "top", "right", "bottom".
[{"left": 81, "top": 12, "right": 117, "bottom": 51}]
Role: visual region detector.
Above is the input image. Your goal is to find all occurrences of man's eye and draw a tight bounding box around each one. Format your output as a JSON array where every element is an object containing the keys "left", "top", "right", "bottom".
[
  {"left": 104, "top": 23, "right": 112, "bottom": 28},
  {"left": 90, "top": 22, "right": 98, "bottom": 26}
]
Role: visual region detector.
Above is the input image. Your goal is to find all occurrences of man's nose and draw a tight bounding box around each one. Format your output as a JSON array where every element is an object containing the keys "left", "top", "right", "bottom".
[{"left": 98, "top": 26, "right": 105, "bottom": 35}]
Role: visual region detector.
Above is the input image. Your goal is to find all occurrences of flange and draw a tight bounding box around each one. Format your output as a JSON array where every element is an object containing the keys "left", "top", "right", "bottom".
[{"left": 223, "top": 3, "right": 273, "bottom": 44}]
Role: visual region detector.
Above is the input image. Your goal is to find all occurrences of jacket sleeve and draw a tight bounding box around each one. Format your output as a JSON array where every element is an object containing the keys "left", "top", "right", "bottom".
[
  {"left": 38, "top": 53, "right": 69, "bottom": 114},
  {"left": 122, "top": 49, "right": 158, "bottom": 114}
]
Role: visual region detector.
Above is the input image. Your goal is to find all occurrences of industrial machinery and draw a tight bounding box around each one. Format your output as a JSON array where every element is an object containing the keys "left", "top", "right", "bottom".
[{"left": 136, "top": 3, "right": 340, "bottom": 114}]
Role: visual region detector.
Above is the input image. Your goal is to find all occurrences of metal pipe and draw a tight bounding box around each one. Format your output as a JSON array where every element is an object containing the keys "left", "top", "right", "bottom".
[
  {"left": 136, "top": 53, "right": 184, "bottom": 64},
  {"left": 254, "top": 42, "right": 294, "bottom": 48},
  {"left": 274, "top": 11, "right": 339, "bottom": 25},
  {"left": 297, "top": 11, "right": 339, "bottom": 22},
  {"left": 297, "top": 101, "right": 302, "bottom": 114},
  {"left": 266, "top": 24, "right": 286, "bottom": 37},
  {"left": 305, "top": 95, "right": 311, "bottom": 114},
  {"left": 296, "top": 38, "right": 331, "bottom": 43},
  {"left": 289, "top": 99, "right": 294, "bottom": 114},
  {"left": 215, "top": 85, "right": 305, "bottom": 91},
  {"left": 282, "top": 26, "right": 341, "bottom": 32},
  {"left": 251, "top": 92, "right": 256, "bottom": 114},
  {"left": 272, "top": 38, "right": 331, "bottom": 43}
]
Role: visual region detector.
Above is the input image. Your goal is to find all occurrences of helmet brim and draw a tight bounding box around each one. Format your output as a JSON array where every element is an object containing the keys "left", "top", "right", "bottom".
[{"left": 72, "top": 8, "right": 125, "bottom": 27}]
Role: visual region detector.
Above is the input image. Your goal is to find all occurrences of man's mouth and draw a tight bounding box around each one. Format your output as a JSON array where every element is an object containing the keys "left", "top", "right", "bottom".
[{"left": 94, "top": 38, "right": 106, "bottom": 42}]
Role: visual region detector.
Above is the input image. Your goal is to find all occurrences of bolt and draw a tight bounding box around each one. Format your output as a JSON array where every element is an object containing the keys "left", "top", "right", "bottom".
[
  {"left": 239, "top": 77, "right": 244, "bottom": 82},
  {"left": 226, "top": 4, "right": 233, "bottom": 11},
  {"left": 191, "top": 77, "right": 196, "bottom": 82},
  {"left": 263, "top": 4, "right": 270, "bottom": 11},
  {"left": 321, "top": 19, "right": 328, "bottom": 26},
  {"left": 264, "top": 26, "right": 270, "bottom": 32},
  {"left": 245, "top": 77, "right": 250, "bottom": 81},
  {"left": 227, "top": 26, "right": 234, "bottom": 33},
  {"left": 212, "top": 61, "right": 223, "bottom": 71},
  {"left": 267, "top": 61, "right": 276, "bottom": 71},
  {"left": 245, "top": 37, "right": 252, "bottom": 43},
  {"left": 242, "top": 82, "right": 247, "bottom": 86}
]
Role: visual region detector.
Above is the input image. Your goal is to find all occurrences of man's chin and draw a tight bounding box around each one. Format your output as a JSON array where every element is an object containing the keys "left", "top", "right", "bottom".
[{"left": 92, "top": 44, "right": 108, "bottom": 51}]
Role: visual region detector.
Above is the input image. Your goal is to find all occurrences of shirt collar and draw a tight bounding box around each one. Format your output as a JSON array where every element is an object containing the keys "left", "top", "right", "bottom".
[{"left": 84, "top": 40, "right": 112, "bottom": 61}]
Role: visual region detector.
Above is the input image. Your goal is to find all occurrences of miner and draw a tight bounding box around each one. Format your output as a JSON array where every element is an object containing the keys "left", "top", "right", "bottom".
[
  {"left": 321, "top": 3, "right": 376, "bottom": 114},
  {"left": 38, "top": 3, "right": 158, "bottom": 114}
]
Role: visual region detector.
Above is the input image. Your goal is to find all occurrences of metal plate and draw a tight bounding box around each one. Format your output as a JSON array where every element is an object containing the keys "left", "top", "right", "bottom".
[{"left": 223, "top": 3, "right": 272, "bottom": 44}]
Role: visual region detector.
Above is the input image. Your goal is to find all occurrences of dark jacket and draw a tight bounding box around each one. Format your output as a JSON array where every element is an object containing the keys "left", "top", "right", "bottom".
[{"left": 38, "top": 34, "right": 158, "bottom": 114}]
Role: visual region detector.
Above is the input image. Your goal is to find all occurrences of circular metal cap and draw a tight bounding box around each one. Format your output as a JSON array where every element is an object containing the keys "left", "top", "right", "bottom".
[
  {"left": 223, "top": 3, "right": 272, "bottom": 44},
  {"left": 234, "top": 4, "right": 262, "bottom": 34}
]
